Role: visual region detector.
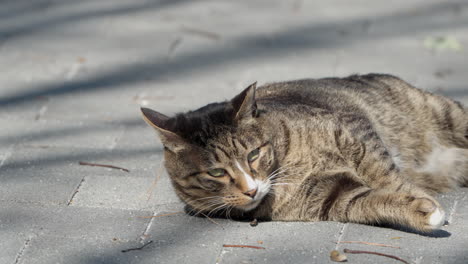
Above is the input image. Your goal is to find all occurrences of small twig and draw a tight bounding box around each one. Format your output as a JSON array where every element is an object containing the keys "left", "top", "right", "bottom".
[
  {"left": 344, "top": 248, "right": 409, "bottom": 264},
  {"left": 138, "top": 212, "right": 183, "bottom": 219},
  {"left": 121, "top": 240, "right": 153, "bottom": 253},
  {"left": 79, "top": 161, "right": 130, "bottom": 172},
  {"left": 168, "top": 37, "right": 183, "bottom": 57},
  {"left": 223, "top": 244, "right": 265, "bottom": 250},
  {"left": 181, "top": 26, "right": 220, "bottom": 40},
  {"left": 338, "top": 241, "right": 400, "bottom": 249}
]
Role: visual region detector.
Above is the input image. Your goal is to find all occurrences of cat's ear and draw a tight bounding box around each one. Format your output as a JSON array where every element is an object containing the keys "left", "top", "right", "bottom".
[
  {"left": 231, "top": 82, "right": 258, "bottom": 121},
  {"left": 141, "top": 107, "right": 188, "bottom": 153}
]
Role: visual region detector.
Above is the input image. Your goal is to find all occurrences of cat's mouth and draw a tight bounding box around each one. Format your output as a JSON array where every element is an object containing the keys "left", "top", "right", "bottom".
[{"left": 237, "top": 180, "right": 271, "bottom": 211}]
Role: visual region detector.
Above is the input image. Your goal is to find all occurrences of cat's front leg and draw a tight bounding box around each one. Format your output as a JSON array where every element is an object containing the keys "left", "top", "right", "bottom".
[
  {"left": 312, "top": 171, "right": 446, "bottom": 232},
  {"left": 341, "top": 189, "right": 445, "bottom": 232}
]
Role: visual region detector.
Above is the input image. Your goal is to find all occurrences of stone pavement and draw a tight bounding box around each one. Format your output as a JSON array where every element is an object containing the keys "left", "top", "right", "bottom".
[{"left": 1, "top": 0, "right": 467, "bottom": 263}]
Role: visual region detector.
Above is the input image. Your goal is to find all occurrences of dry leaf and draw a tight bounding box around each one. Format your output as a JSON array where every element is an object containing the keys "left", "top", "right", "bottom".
[
  {"left": 249, "top": 219, "right": 258, "bottom": 227},
  {"left": 330, "top": 250, "right": 348, "bottom": 262},
  {"left": 424, "top": 36, "right": 463, "bottom": 52}
]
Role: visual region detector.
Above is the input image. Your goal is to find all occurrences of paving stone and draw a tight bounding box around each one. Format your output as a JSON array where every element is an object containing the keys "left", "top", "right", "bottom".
[
  {"left": 219, "top": 221, "right": 343, "bottom": 264},
  {"left": 19, "top": 233, "right": 222, "bottom": 264},
  {"left": 0, "top": 118, "right": 37, "bottom": 147},
  {"left": 40, "top": 89, "right": 146, "bottom": 121},
  {"left": 0, "top": 98, "right": 47, "bottom": 121},
  {"left": 0, "top": 232, "right": 29, "bottom": 264},
  {"left": 1, "top": 119, "right": 123, "bottom": 149},
  {"left": 0, "top": 202, "right": 151, "bottom": 241},
  {"left": 0, "top": 0, "right": 468, "bottom": 263},
  {"left": 73, "top": 147, "right": 164, "bottom": 178},
  {"left": 70, "top": 174, "right": 180, "bottom": 210},
  {"left": 0, "top": 147, "right": 85, "bottom": 205},
  {"left": 0, "top": 145, "right": 166, "bottom": 205},
  {"left": 114, "top": 120, "right": 164, "bottom": 153}
]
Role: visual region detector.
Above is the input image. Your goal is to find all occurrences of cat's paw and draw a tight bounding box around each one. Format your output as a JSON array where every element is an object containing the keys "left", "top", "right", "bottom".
[{"left": 411, "top": 197, "right": 445, "bottom": 230}]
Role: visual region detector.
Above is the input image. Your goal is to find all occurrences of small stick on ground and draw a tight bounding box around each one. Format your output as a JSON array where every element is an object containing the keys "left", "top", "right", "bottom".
[
  {"left": 223, "top": 244, "right": 265, "bottom": 250},
  {"left": 181, "top": 26, "right": 221, "bottom": 40},
  {"left": 338, "top": 241, "right": 400, "bottom": 248},
  {"left": 138, "top": 212, "right": 183, "bottom": 219},
  {"left": 330, "top": 250, "right": 348, "bottom": 262},
  {"left": 121, "top": 240, "right": 153, "bottom": 253},
  {"left": 343, "top": 248, "right": 409, "bottom": 264},
  {"left": 79, "top": 161, "right": 130, "bottom": 172}
]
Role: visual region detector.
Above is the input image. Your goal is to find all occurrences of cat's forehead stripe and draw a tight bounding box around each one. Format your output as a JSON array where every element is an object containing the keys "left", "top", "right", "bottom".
[
  {"left": 237, "top": 138, "right": 247, "bottom": 149},
  {"left": 212, "top": 151, "right": 221, "bottom": 163},
  {"left": 214, "top": 144, "right": 230, "bottom": 158}
]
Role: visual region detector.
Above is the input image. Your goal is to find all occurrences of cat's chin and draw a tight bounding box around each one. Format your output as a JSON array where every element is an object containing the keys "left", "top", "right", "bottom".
[{"left": 237, "top": 199, "right": 263, "bottom": 212}]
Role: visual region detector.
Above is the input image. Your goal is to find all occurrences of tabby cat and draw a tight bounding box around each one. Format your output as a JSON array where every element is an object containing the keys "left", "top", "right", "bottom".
[{"left": 141, "top": 73, "right": 468, "bottom": 232}]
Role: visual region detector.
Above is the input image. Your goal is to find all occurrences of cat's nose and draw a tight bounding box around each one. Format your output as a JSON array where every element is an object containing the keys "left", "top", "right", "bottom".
[{"left": 243, "top": 188, "right": 257, "bottom": 198}]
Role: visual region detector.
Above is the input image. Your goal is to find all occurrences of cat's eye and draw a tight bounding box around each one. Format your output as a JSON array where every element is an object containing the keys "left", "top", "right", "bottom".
[
  {"left": 208, "top": 168, "right": 226, "bottom": 177},
  {"left": 247, "top": 148, "right": 260, "bottom": 162}
]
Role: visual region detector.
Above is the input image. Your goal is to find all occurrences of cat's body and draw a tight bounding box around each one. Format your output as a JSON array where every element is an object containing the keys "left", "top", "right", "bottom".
[{"left": 142, "top": 73, "right": 468, "bottom": 232}]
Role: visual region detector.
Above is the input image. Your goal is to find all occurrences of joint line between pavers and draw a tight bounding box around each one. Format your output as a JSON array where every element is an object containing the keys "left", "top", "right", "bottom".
[
  {"left": 13, "top": 237, "right": 31, "bottom": 264},
  {"left": 334, "top": 223, "right": 348, "bottom": 250},
  {"left": 67, "top": 177, "right": 86, "bottom": 206}
]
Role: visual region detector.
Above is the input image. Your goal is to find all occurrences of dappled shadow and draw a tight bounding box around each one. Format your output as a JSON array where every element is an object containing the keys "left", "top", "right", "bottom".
[
  {"left": 1, "top": 1, "right": 468, "bottom": 263},
  {"left": 0, "top": 0, "right": 188, "bottom": 38},
  {"left": 0, "top": 1, "right": 467, "bottom": 107},
  {"left": 0, "top": 116, "right": 147, "bottom": 146},
  {"left": 377, "top": 222, "right": 452, "bottom": 238}
]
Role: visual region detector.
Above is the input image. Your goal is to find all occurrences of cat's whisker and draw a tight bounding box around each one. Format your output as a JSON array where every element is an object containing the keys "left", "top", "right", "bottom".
[
  {"left": 267, "top": 163, "right": 294, "bottom": 179},
  {"left": 267, "top": 163, "right": 299, "bottom": 182},
  {"left": 268, "top": 163, "right": 292, "bottom": 178},
  {"left": 207, "top": 203, "right": 229, "bottom": 217},
  {"left": 192, "top": 196, "right": 224, "bottom": 202},
  {"left": 190, "top": 199, "right": 225, "bottom": 217},
  {"left": 271, "top": 183, "right": 299, "bottom": 186},
  {"left": 267, "top": 163, "right": 292, "bottom": 178},
  {"left": 184, "top": 197, "right": 222, "bottom": 216},
  {"left": 270, "top": 176, "right": 297, "bottom": 182},
  {"left": 226, "top": 205, "right": 235, "bottom": 220}
]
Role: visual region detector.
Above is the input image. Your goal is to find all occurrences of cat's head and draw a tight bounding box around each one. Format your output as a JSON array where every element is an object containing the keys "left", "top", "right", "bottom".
[{"left": 141, "top": 83, "right": 277, "bottom": 215}]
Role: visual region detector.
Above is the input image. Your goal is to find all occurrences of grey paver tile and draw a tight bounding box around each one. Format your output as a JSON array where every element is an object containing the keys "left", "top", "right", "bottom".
[
  {"left": 0, "top": 202, "right": 151, "bottom": 241},
  {"left": 20, "top": 233, "right": 222, "bottom": 264},
  {"left": 219, "top": 221, "right": 343, "bottom": 263},
  {"left": 0, "top": 232, "right": 29, "bottom": 264},
  {"left": 0, "top": 0, "right": 467, "bottom": 263},
  {"left": 70, "top": 174, "right": 180, "bottom": 210}
]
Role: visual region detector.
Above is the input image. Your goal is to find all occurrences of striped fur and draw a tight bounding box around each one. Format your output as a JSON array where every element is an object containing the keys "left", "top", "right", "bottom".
[{"left": 142, "top": 74, "right": 468, "bottom": 232}]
